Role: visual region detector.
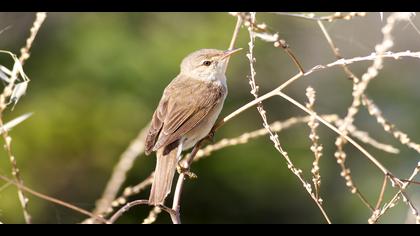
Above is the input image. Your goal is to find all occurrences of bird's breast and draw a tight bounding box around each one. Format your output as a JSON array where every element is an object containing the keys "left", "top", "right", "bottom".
[{"left": 182, "top": 79, "right": 227, "bottom": 150}]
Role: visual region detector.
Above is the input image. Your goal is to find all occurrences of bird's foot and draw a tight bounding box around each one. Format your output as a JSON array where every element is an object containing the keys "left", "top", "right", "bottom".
[{"left": 177, "top": 161, "right": 197, "bottom": 179}]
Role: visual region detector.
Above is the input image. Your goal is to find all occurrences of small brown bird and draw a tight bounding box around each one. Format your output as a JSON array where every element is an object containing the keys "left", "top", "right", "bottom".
[{"left": 145, "top": 48, "right": 242, "bottom": 205}]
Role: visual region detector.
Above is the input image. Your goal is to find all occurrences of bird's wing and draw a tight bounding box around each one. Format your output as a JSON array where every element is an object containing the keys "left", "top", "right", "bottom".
[{"left": 144, "top": 75, "right": 225, "bottom": 154}]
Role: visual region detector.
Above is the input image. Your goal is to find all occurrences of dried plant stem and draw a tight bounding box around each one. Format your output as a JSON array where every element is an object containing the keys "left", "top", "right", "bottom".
[
  {"left": 142, "top": 206, "right": 161, "bottom": 224},
  {"left": 245, "top": 13, "right": 330, "bottom": 224},
  {"left": 104, "top": 113, "right": 395, "bottom": 221},
  {"left": 372, "top": 163, "right": 420, "bottom": 223},
  {"left": 336, "top": 121, "right": 399, "bottom": 154},
  {"left": 276, "top": 90, "right": 420, "bottom": 221},
  {"left": 277, "top": 91, "right": 390, "bottom": 175},
  {"left": 170, "top": 141, "right": 203, "bottom": 224},
  {"left": 306, "top": 87, "right": 323, "bottom": 201},
  {"left": 197, "top": 114, "right": 340, "bottom": 161},
  {"left": 375, "top": 175, "right": 388, "bottom": 210},
  {"left": 0, "top": 12, "right": 46, "bottom": 224},
  {"left": 85, "top": 173, "right": 154, "bottom": 223},
  {"left": 318, "top": 19, "right": 368, "bottom": 205},
  {"left": 272, "top": 12, "right": 367, "bottom": 22},
  {"left": 0, "top": 174, "right": 107, "bottom": 223},
  {"left": 317, "top": 20, "right": 358, "bottom": 82},
  {"left": 88, "top": 127, "right": 148, "bottom": 222},
  {"left": 362, "top": 95, "right": 420, "bottom": 154}
]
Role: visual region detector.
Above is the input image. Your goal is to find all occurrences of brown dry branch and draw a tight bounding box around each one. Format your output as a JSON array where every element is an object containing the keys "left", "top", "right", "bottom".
[
  {"left": 102, "top": 113, "right": 399, "bottom": 222},
  {"left": 371, "top": 163, "right": 420, "bottom": 224},
  {"left": 318, "top": 19, "right": 374, "bottom": 211},
  {"left": 278, "top": 86, "right": 420, "bottom": 224},
  {"left": 0, "top": 174, "right": 107, "bottom": 223},
  {"left": 318, "top": 13, "right": 419, "bottom": 223},
  {"left": 362, "top": 95, "right": 420, "bottom": 154},
  {"left": 108, "top": 199, "right": 177, "bottom": 224},
  {"left": 0, "top": 12, "right": 46, "bottom": 224},
  {"left": 306, "top": 87, "right": 323, "bottom": 202},
  {"left": 333, "top": 120, "right": 399, "bottom": 154},
  {"left": 244, "top": 12, "right": 331, "bottom": 223},
  {"left": 142, "top": 206, "right": 161, "bottom": 224},
  {"left": 363, "top": 93, "right": 420, "bottom": 222},
  {"left": 273, "top": 12, "right": 367, "bottom": 22},
  {"left": 84, "top": 127, "right": 148, "bottom": 223}
]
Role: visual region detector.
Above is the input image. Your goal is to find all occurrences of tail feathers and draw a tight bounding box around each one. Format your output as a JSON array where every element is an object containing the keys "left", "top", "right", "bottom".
[{"left": 149, "top": 146, "right": 178, "bottom": 205}]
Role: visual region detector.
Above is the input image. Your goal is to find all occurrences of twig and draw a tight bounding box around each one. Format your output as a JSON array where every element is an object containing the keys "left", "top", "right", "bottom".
[
  {"left": 362, "top": 95, "right": 420, "bottom": 154},
  {"left": 108, "top": 199, "right": 176, "bottom": 224},
  {"left": 306, "top": 87, "right": 323, "bottom": 201},
  {"left": 88, "top": 127, "right": 148, "bottom": 222},
  {"left": 277, "top": 91, "right": 390, "bottom": 175},
  {"left": 142, "top": 206, "right": 161, "bottom": 224},
  {"left": 335, "top": 120, "right": 399, "bottom": 154},
  {"left": 272, "top": 12, "right": 367, "bottom": 22},
  {"left": 277, "top": 90, "right": 420, "bottom": 223},
  {"left": 0, "top": 182, "right": 12, "bottom": 192},
  {"left": 197, "top": 114, "right": 340, "bottom": 161},
  {"left": 245, "top": 12, "right": 331, "bottom": 223},
  {"left": 0, "top": 12, "right": 46, "bottom": 224},
  {"left": 372, "top": 163, "right": 420, "bottom": 223},
  {"left": 318, "top": 19, "right": 374, "bottom": 211},
  {"left": 170, "top": 141, "right": 203, "bottom": 224},
  {"left": 84, "top": 173, "right": 154, "bottom": 224},
  {"left": 375, "top": 175, "right": 388, "bottom": 210},
  {"left": 0, "top": 174, "right": 107, "bottom": 223}
]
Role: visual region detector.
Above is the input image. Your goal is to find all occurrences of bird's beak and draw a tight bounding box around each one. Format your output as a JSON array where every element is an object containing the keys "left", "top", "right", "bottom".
[{"left": 220, "top": 48, "right": 243, "bottom": 60}]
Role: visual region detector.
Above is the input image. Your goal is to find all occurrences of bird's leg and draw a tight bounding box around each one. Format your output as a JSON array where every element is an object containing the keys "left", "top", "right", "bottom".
[{"left": 176, "top": 140, "right": 203, "bottom": 179}]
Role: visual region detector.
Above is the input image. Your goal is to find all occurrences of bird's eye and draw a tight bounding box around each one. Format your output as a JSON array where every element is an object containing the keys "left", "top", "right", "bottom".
[{"left": 202, "top": 60, "right": 212, "bottom": 66}]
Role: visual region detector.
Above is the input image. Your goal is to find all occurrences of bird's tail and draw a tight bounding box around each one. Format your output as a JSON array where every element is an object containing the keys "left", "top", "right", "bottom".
[{"left": 149, "top": 146, "right": 178, "bottom": 205}]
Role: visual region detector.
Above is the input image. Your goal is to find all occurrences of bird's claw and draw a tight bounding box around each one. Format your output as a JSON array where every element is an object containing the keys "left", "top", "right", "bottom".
[{"left": 177, "top": 162, "right": 197, "bottom": 179}]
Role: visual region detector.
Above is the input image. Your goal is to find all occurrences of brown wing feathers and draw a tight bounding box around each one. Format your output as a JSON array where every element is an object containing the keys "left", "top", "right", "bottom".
[{"left": 145, "top": 76, "right": 224, "bottom": 155}]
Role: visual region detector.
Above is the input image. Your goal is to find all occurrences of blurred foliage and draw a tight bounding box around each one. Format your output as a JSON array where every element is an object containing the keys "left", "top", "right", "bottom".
[{"left": 0, "top": 12, "right": 419, "bottom": 223}]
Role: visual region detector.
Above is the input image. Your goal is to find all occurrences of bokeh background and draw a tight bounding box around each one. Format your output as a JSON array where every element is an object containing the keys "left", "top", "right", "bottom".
[{"left": 0, "top": 12, "right": 419, "bottom": 224}]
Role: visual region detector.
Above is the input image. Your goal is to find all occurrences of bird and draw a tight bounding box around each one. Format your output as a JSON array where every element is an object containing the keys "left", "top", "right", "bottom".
[{"left": 144, "top": 48, "right": 242, "bottom": 206}]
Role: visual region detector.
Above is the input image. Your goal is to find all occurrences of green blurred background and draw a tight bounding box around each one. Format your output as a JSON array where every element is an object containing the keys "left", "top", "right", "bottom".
[{"left": 0, "top": 12, "right": 419, "bottom": 224}]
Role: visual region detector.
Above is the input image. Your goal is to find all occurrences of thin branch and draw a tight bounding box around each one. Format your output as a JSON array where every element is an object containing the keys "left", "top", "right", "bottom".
[
  {"left": 0, "top": 174, "right": 107, "bottom": 224},
  {"left": 108, "top": 199, "right": 176, "bottom": 224},
  {"left": 277, "top": 91, "right": 391, "bottom": 175},
  {"left": 306, "top": 87, "right": 323, "bottom": 201},
  {"left": 89, "top": 127, "right": 148, "bottom": 221},
  {"left": 375, "top": 175, "right": 388, "bottom": 210},
  {"left": 318, "top": 19, "right": 374, "bottom": 211},
  {"left": 142, "top": 206, "right": 161, "bottom": 224},
  {"left": 362, "top": 95, "right": 420, "bottom": 154},
  {"left": 0, "top": 12, "right": 46, "bottom": 224},
  {"left": 271, "top": 12, "right": 367, "bottom": 22},
  {"left": 244, "top": 12, "right": 331, "bottom": 224}
]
